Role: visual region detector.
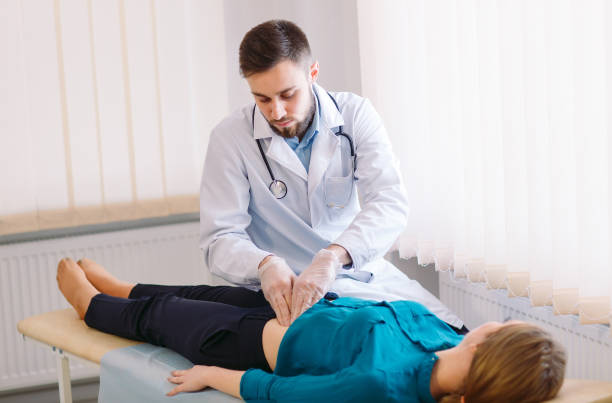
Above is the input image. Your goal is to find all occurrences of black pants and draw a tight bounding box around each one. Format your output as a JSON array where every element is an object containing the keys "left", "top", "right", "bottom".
[{"left": 84, "top": 284, "right": 276, "bottom": 372}]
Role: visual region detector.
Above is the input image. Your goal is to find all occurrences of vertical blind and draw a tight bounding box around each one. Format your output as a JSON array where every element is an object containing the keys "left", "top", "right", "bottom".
[
  {"left": 357, "top": 0, "right": 612, "bottom": 331},
  {"left": 0, "top": 0, "right": 229, "bottom": 236}
]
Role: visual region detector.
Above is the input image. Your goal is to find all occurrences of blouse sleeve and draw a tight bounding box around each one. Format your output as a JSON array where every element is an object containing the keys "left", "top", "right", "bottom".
[{"left": 240, "top": 367, "right": 389, "bottom": 403}]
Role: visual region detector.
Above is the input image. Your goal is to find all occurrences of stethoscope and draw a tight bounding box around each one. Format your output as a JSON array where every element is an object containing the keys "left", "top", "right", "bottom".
[{"left": 253, "top": 91, "right": 356, "bottom": 199}]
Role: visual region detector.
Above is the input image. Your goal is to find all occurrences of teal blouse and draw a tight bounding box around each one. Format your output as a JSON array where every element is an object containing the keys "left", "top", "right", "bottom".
[{"left": 240, "top": 297, "right": 463, "bottom": 402}]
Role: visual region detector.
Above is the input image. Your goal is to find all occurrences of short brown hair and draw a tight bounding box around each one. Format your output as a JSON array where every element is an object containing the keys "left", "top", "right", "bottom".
[
  {"left": 239, "top": 20, "right": 312, "bottom": 77},
  {"left": 441, "top": 323, "right": 566, "bottom": 403}
]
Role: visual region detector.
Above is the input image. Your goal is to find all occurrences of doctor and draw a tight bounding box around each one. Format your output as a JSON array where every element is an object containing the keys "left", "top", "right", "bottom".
[{"left": 200, "top": 20, "right": 463, "bottom": 330}]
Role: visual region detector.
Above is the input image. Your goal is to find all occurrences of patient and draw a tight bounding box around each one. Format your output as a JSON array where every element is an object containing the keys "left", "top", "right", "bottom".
[{"left": 56, "top": 258, "right": 566, "bottom": 403}]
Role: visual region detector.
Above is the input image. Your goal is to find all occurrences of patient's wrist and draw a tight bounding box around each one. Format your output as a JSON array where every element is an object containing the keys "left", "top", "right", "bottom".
[{"left": 205, "top": 366, "right": 244, "bottom": 399}]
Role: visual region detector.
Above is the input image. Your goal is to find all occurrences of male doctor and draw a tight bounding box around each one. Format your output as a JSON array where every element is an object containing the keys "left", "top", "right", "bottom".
[{"left": 200, "top": 20, "right": 463, "bottom": 330}]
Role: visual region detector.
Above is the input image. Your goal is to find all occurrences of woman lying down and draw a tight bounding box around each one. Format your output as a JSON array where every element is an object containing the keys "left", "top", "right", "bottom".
[{"left": 56, "top": 257, "right": 566, "bottom": 403}]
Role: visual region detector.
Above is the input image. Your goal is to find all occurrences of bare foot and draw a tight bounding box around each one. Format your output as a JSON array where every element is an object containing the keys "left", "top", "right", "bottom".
[
  {"left": 56, "top": 258, "right": 99, "bottom": 319},
  {"left": 76, "top": 258, "right": 134, "bottom": 298}
]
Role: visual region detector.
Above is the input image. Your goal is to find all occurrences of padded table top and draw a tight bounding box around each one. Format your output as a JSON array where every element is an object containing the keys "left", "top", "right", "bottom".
[
  {"left": 17, "top": 308, "right": 142, "bottom": 364},
  {"left": 550, "top": 379, "right": 612, "bottom": 402},
  {"left": 17, "top": 309, "right": 612, "bottom": 402}
]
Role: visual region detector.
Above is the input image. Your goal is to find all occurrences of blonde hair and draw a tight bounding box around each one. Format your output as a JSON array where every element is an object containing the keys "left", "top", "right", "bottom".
[{"left": 440, "top": 323, "right": 566, "bottom": 403}]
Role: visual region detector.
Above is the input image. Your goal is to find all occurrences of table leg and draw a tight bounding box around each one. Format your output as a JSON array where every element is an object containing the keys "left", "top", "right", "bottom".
[{"left": 56, "top": 350, "right": 73, "bottom": 403}]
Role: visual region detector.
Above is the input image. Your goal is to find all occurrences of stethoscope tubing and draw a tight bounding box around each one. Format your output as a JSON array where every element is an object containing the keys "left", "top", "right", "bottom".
[
  {"left": 256, "top": 134, "right": 276, "bottom": 182},
  {"left": 253, "top": 91, "right": 356, "bottom": 199}
]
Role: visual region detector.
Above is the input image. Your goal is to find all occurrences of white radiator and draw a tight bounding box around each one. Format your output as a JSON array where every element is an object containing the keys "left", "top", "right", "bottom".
[
  {"left": 0, "top": 221, "right": 216, "bottom": 392},
  {"left": 439, "top": 270, "right": 612, "bottom": 382}
]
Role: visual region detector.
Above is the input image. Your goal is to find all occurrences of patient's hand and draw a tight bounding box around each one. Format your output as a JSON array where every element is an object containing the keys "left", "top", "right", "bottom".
[
  {"left": 167, "top": 365, "right": 211, "bottom": 396},
  {"left": 167, "top": 365, "right": 244, "bottom": 398}
]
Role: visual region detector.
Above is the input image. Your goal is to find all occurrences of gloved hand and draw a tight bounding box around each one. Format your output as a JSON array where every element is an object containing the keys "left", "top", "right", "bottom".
[
  {"left": 290, "top": 249, "right": 340, "bottom": 323},
  {"left": 258, "top": 256, "right": 297, "bottom": 326}
]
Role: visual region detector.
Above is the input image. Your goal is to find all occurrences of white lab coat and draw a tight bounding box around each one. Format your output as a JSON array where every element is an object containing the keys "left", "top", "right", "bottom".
[{"left": 200, "top": 84, "right": 462, "bottom": 328}]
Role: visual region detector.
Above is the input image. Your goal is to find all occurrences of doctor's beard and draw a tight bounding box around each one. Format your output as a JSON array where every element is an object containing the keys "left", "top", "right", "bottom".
[{"left": 268, "top": 99, "right": 316, "bottom": 141}]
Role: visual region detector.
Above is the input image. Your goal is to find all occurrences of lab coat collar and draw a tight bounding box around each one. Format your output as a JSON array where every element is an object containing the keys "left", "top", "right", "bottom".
[
  {"left": 312, "top": 83, "right": 344, "bottom": 130},
  {"left": 252, "top": 107, "right": 308, "bottom": 180},
  {"left": 251, "top": 83, "right": 345, "bottom": 184},
  {"left": 253, "top": 106, "right": 273, "bottom": 140},
  {"left": 267, "top": 135, "right": 308, "bottom": 180}
]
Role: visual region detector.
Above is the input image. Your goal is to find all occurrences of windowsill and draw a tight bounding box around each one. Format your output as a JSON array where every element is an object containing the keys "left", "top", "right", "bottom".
[{"left": 0, "top": 212, "right": 199, "bottom": 246}]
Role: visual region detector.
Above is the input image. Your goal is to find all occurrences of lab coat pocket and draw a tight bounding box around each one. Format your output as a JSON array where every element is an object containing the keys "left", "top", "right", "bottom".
[{"left": 324, "top": 174, "right": 353, "bottom": 208}]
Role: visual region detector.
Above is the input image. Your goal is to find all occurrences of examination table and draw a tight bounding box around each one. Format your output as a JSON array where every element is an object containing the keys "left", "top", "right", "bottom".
[{"left": 17, "top": 309, "right": 612, "bottom": 402}]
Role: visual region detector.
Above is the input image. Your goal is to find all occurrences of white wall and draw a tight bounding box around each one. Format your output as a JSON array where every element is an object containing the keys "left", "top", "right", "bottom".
[{"left": 221, "top": 0, "right": 362, "bottom": 110}]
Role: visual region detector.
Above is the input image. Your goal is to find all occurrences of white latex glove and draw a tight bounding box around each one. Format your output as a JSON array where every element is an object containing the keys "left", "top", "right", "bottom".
[
  {"left": 290, "top": 249, "right": 340, "bottom": 323},
  {"left": 259, "top": 256, "right": 297, "bottom": 326}
]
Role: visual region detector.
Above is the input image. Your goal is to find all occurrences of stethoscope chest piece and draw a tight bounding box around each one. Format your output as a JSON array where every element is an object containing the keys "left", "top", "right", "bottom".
[{"left": 269, "top": 180, "right": 288, "bottom": 199}]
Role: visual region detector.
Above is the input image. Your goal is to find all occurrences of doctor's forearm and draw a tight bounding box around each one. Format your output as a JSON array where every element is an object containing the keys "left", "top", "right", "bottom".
[
  {"left": 258, "top": 254, "right": 274, "bottom": 269},
  {"left": 331, "top": 194, "right": 408, "bottom": 270},
  {"left": 204, "top": 236, "right": 273, "bottom": 285},
  {"left": 326, "top": 244, "right": 352, "bottom": 266}
]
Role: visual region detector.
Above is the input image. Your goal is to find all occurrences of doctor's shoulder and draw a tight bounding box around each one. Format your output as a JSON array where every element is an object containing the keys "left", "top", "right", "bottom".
[
  {"left": 325, "top": 90, "right": 383, "bottom": 136},
  {"left": 325, "top": 90, "right": 377, "bottom": 119},
  {"left": 209, "top": 104, "right": 256, "bottom": 145}
]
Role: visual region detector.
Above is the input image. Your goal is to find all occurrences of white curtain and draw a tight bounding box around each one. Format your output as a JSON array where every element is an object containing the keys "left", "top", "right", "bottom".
[
  {"left": 0, "top": 0, "right": 229, "bottom": 235},
  {"left": 357, "top": 0, "right": 612, "bottom": 330}
]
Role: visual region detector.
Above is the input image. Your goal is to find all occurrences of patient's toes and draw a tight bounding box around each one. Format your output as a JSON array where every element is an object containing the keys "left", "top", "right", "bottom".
[
  {"left": 57, "top": 258, "right": 69, "bottom": 279},
  {"left": 56, "top": 261, "right": 61, "bottom": 281},
  {"left": 77, "top": 257, "right": 91, "bottom": 267},
  {"left": 76, "top": 257, "right": 104, "bottom": 276},
  {"left": 57, "top": 258, "right": 83, "bottom": 280}
]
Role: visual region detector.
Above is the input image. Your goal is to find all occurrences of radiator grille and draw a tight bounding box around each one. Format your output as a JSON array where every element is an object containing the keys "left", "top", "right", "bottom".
[
  {"left": 0, "top": 222, "right": 209, "bottom": 391},
  {"left": 439, "top": 271, "right": 612, "bottom": 381}
]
